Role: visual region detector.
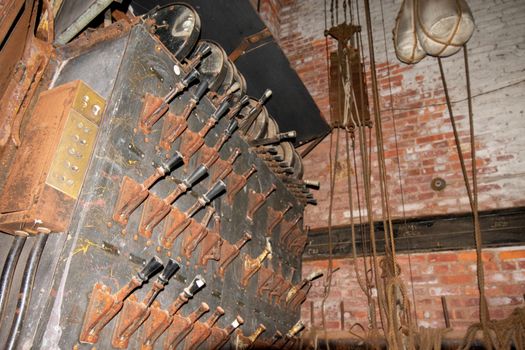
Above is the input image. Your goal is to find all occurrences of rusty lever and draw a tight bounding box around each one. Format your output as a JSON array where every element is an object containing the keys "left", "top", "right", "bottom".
[
  {"left": 138, "top": 164, "right": 208, "bottom": 237},
  {"left": 183, "top": 306, "right": 225, "bottom": 350},
  {"left": 79, "top": 257, "right": 163, "bottom": 344},
  {"left": 161, "top": 180, "right": 226, "bottom": 249},
  {"left": 159, "top": 80, "right": 209, "bottom": 149},
  {"left": 112, "top": 152, "right": 183, "bottom": 225},
  {"left": 218, "top": 231, "right": 252, "bottom": 277},
  {"left": 140, "top": 275, "right": 206, "bottom": 350},
  {"left": 112, "top": 259, "right": 180, "bottom": 348},
  {"left": 208, "top": 316, "right": 244, "bottom": 350},
  {"left": 140, "top": 70, "right": 199, "bottom": 133}
]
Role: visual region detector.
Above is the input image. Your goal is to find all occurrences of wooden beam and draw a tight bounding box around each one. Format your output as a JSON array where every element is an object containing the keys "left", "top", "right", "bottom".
[{"left": 304, "top": 207, "right": 525, "bottom": 260}]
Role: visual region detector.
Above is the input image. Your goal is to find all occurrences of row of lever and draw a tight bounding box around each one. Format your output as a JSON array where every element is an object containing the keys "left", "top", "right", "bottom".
[
  {"left": 112, "top": 148, "right": 307, "bottom": 256},
  {"left": 132, "top": 44, "right": 317, "bottom": 207},
  {"left": 80, "top": 256, "right": 316, "bottom": 349}
]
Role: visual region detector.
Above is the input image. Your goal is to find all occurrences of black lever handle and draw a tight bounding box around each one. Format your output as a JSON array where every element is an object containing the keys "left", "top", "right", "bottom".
[
  {"left": 184, "top": 164, "right": 208, "bottom": 188},
  {"left": 138, "top": 256, "right": 164, "bottom": 282},
  {"left": 224, "top": 119, "right": 238, "bottom": 137},
  {"left": 212, "top": 100, "right": 231, "bottom": 121},
  {"left": 191, "top": 80, "right": 209, "bottom": 101},
  {"left": 159, "top": 259, "right": 181, "bottom": 284},
  {"left": 160, "top": 151, "right": 183, "bottom": 173},
  {"left": 202, "top": 180, "right": 226, "bottom": 203},
  {"left": 258, "top": 89, "right": 272, "bottom": 105},
  {"left": 184, "top": 274, "right": 206, "bottom": 297},
  {"left": 182, "top": 70, "right": 200, "bottom": 87}
]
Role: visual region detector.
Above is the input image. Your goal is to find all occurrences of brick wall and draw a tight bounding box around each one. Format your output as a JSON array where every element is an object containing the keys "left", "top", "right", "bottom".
[
  {"left": 254, "top": 0, "right": 525, "bottom": 338},
  {"left": 255, "top": 0, "right": 525, "bottom": 227},
  {"left": 302, "top": 247, "right": 525, "bottom": 334}
]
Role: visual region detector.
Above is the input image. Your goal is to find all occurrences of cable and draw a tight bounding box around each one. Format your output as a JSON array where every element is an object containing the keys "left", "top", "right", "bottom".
[
  {"left": 0, "top": 235, "right": 27, "bottom": 326},
  {"left": 5, "top": 234, "right": 49, "bottom": 350}
]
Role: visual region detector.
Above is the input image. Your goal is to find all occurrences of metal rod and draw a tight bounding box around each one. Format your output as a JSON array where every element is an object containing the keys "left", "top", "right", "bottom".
[
  {"left": 5, "top": 234, "right": 49, "bottom": 350},
  {"left": 340, "top": 301, "right": 345, "bottom": 330},
  {"left": 441, "top": 296, "right": 450, "bottom": 328},
  {"left": 310, "top": 301, "right": 315, "bottom": 327},
  {"left": 0, "top": 235, "right": 27, "bottom": 326},
  {"left": 300, "top": 128, "right": 331, "bottom": 159}
]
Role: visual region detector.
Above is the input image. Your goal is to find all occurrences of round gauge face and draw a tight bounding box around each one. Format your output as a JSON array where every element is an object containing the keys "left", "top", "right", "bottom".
[
  {"left": 291, "top": 148, "right": 304, "bottom": 179},
  {"left": 231, "top": 63, "right": 247, "bottom": 96},
  {"left": 217, "top": 59, "right": 235, "bottom": 96},
  {"left": 265, "top": 115, "right": 280, "bottom": 139},
  {"left": 146, "top": 4, "right": 201, "bottom": 60},
  {"left": 239, "top": 99, "right": 268, "bottom": 141},
  {"left": 196, "top": 41, "right": 227, "bottom": 92}
]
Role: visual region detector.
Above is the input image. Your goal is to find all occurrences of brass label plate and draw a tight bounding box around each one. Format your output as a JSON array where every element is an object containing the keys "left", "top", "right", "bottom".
[
  {"left": 73, "top": 81, "right": 106, "bottom": 124},
  {"left": 46, "top": 110, "right": 98, "bottom": 199}
]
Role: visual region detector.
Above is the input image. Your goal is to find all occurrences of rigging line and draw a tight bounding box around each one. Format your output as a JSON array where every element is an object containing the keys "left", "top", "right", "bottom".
[
  {"left": 346, "top": 131, "right": 377, "bottom": 337},
  {"left": 378, "top": 0, "right": 419, "bottom": 327},
  {"left": 345, "top": 132, "right": 367, "bottom": 295},
  {"left": 464, "top": 44, "right": 490, "bottom": 334},
  {"left": 358, "top": 121, "right": 384, "bottom": 332},
  {"left": 438, "top": 54, "right": 490, "bottom": 342},
  {"left": 321, "top": 126, "right": 341, "bottom": 350},
  {"left": 363, "top": 0, "right": 397, "bottom": 272},
  {"left": 351, "top": 135, "right": 370, "bottom": 290},
  {"left": 343, "top": 0, "right": 347, "bottom": 23}
]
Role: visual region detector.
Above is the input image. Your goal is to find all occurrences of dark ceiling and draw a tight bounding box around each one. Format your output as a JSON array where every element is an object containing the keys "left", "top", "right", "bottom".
[{"left": 131, "top": 0, "right": 330, "bottom": 146}]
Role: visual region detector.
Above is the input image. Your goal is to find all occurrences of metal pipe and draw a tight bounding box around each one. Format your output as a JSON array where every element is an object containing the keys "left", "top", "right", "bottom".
[
  {"left": 5, "top": 234, "right": 49, "bottom": 350},
  {"left": 0, "top": 235, "right": 27, "bottom": 326}
]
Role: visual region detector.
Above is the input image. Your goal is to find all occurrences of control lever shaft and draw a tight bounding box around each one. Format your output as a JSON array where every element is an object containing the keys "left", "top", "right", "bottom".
[
  {"left": 138, "top": 164, "right": 208, "bottom": 237},
  {"left": 140, "top": 70, "right": 199, "bottom": 133},
  {"left": 141, "top": 275, "right": 206, "bottom": 350},
  {"left": 112, "top": 259, "right": 180, "bottom": 348},
  {"left": 79, "top": 257, "right": 163, "bottom": 344},
  {"left": 112, "top": 153, "right": 183, "bottom": 225},
  {"left": 162, "top": 180, "right": 226, "bottom": 249}
]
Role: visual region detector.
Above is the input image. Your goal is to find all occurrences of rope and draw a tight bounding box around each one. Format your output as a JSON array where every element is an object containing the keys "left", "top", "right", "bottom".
[{"left": 415, "top": 0, "right": 465, "bottom": 56}]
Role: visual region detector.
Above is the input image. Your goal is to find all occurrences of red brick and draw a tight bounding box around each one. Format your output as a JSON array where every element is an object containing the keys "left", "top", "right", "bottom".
[
  {"left": 440, "top": 274, "right": 475, "bottom": 285},
  {"left": 428, "top": 253, "right": 458, "bottom": 263},
  {"left": 499, "top": 250, "right": 525, "bottom": 261}
]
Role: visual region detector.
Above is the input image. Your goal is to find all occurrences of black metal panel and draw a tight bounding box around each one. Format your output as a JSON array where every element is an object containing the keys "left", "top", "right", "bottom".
[
  {"left": 304, "top": 207, "right": 525, "bottom": 260},
  {"left": 33, "top": 23, "right": 302, "bottom": 349},
  {"left": 131, "top": 0, "right": 331, "bottom": 146}
]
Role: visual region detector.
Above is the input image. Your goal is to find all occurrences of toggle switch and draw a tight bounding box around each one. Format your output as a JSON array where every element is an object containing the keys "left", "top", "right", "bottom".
[
  {"left": 199, "top": 118, "right": 239, "bottom": 169},
  {"left": 226, "top": 165, "right": 257, "bottom": 205},
  {"left": 178, "top": 99, "right": 231, "bottom": 162},
  {"left": 139, "top": 69, "right": 200, "bottom": 134},
  {"left": 240, "top": 89, "right": 272, "bottom": 134},
  {"left": 183, "top": 306, "right": 224, "bottom": 350},
  {"left": 161, "top": 180, "right": 226, "bottom": 249},
  {"left": 181, "top": 207, "right": 216, "bottom": 259},
  {"left": 184, "top": 43, "right": 212, "bottom": 71},
  {"left": 159, "top": 80, "right": 209, "bottom": 150},
  {"left": 234, "top": 324, "right": 266, "bottom": 350},
  {"left": 163, "top": 302, "right": 210, "bottom": 350},
  {"left": 240, "top": 245, "right": 271, "bottom": 288},
  {"left": 112, "top": 152, "right": 183, "bottom": 225},
  {"left": 209, "top": 147, "right": 241, "bottom": 183},
  {"left": 226, "top": 95, "right": 250, "bottom": 119},
  {"left": 218, "top": 231, "right": 252, "bottom": 278},
  {"left": 197, "top": 217, "right": 223, "bottom": 267},
  {"left": 111, "top": 259, "right": 180, "bottom": 348},
  {"left": 267, "top": 203, "right": 293, "bottom": 235},
  {"left": 138, "top": 164, "right": 208, "bottom": 237},
  {"left": 246, "top": 184, "right": 277, "bottom": 222},
  {"left": 207, "top": 315, "right": 244, "bottom": 350},
  {"left": 79, "top": 257, "right": 163, "bottom": 344},
  {"left": 141, "top": 275, "right": 206, "bottom": 350}
]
